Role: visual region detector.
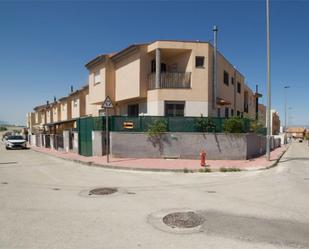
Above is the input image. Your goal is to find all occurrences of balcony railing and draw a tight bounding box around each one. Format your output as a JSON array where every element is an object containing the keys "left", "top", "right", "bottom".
[{"left": 148, "top": 72, "right": 191, "bottom": 90}]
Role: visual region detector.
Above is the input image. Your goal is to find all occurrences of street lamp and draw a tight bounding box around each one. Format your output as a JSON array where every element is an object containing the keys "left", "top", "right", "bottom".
[
  {"left": 284, "top": 85, "right": 290, "bottom": 132},
  {"left": 266, "top": 0, "right": 271, "bottom": 161}
]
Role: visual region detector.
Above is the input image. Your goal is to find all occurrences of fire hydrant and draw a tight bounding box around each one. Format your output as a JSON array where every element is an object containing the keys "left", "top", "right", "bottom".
[{"left": 200, "top": 150, "right": 206, "bottom": 167}]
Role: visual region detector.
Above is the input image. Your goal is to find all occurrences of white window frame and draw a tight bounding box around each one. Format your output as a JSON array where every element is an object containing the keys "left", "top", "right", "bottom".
[{"left": 94, "top": 71, "right": 101, "bottom": 85}]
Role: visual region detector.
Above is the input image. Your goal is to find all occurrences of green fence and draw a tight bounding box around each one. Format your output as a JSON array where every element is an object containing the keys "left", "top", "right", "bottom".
[{"left": 79, "top": 116, "right": 253, "bottom": 133}]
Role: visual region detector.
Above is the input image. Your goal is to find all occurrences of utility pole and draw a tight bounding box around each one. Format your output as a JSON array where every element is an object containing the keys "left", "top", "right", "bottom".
[
  {"left": 284, "top": 85, "right": 290, "bottom": 131},
  {"left": 266, "top": 0, "right": 271, "bottom": 161},
  {"left": 213, "top": 25, "right": 218, "bottom": 113}
]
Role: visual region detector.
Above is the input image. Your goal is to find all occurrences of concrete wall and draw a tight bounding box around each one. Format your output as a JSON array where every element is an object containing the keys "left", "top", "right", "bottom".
[{"left": 110, "top": 132, "right": 269, "bottom": 160}]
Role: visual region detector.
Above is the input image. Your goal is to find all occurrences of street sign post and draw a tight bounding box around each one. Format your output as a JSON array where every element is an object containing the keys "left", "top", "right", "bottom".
[{"left": 102, "top": 96, "right": 114, "bottom": 163}]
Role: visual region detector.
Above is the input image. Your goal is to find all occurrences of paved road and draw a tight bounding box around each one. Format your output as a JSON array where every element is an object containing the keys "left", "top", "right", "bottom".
[{"left": 0, "top": 141, "right": 308, "bottom": 249}]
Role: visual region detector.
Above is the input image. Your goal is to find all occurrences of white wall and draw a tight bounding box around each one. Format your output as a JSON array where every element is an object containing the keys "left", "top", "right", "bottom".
[{"left": 185, "top": 101, "right": 208, "bottom": 117}]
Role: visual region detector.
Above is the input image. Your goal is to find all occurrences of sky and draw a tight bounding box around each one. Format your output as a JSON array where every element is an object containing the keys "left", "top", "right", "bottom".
[{"left": 0, "top": 0, "right": 308, "bottom": 126}]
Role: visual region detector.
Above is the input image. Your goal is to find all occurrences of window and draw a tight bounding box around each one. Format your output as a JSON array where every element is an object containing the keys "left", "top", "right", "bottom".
[
  {"left": 231, "top": 109, "right": 234, "bottom": 116},
  {"left": 237, "top": 82, "right": 241, "bottom": 93},
  {"left": 94, "top": 71, "right": 100, "bottom": 85},
  {"left": 225, "top": 107, "right": 229, "bottom": 118},
  {"left": 128, "top": 104, "right": 139, "bottom": 116},
  {"left": 231, "top": 77, "right": 234, "bottom": 85},
  {"left": 73, "top": 99, "right": 78, "bottom": 107},
  {"left": 195, "top": 56, "right": 205, "bottom": 68},
  {"left": 161, "top": 63, "right": 167, "bottom": 73},
  {"left": 237, "top": 111, "right": 240, "bottom": 117},
  {"left": 151, "top": 60, "right": 167, "bottom": 73},
  {"left": 151, "top": 60, "right": 156, "bottom": 73},
  {"left": 165, "top": 101, "right": 185, "bottom": 117},
  {"left": 223, "top": 71, "right": 229, "bottom": 86},
  {"left": 217, "top": 108, "right": 221, "bottom": 117}
]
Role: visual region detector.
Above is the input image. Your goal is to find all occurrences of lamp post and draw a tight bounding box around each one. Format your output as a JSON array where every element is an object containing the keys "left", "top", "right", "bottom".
[
  {"left": 284, "top": 85, "right": 290, "bottom": 132},
  {"left": 266, "top": 0, "right": 271, "bottom": 161}
]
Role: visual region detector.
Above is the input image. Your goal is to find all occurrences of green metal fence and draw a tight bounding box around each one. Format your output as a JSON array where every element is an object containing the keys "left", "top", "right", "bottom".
[{"left": 79, "top": 116, "right": 253, "bottom": 133}]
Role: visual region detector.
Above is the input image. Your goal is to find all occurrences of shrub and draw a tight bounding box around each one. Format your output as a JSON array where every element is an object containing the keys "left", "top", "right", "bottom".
[
  {"left": 219, "top": 167, "right": 241, "bottom": 172},
  {"left": 183, "top": 168, "right": 193, "bottom": 173},
  {"left": 195, "top": 116, "right": 216, "bottom": 132},
  {"left": 223, "top": 117, "right": 244, "bottom": 133},
  {"left": 0, "top": 126, "right": 7, "bottom": 131},
  {"left": 147, "top": 119, "right": 167, "bottom": 137},
  {"left": 250, "top": 120, "right": 265, "bottom": 133},
  {"left": 198, "top": 167, "right": 211, "bottom": 173},
  {"left": 305, "top": 134, "right": 309, "bottom": 140}
]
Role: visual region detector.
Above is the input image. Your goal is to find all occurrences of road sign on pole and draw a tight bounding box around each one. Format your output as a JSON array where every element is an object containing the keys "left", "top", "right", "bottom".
[
  {"left": 102, "top": 96, "right": 113, "bottom": 163},
  {"left": 102, "top": 96, "right": 113, "bottom": 109}
]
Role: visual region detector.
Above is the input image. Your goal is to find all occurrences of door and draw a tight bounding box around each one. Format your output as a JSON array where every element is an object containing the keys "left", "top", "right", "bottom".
[{"left": 78, "top": 117, "right": 93, "bottom": 157}]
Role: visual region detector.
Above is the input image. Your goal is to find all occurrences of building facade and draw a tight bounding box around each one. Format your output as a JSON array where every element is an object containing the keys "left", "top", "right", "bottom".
[
  {"left": 27, "top": 40, "right": 265, "bottom": 134},
  {"left": 85, "top": 40, "right": 260, "bottom": 119}
]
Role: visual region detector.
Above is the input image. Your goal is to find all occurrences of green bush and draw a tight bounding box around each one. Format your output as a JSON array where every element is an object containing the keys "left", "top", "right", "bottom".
[
  {"left": 219, "top": 167, "right": 241, "bottom": 172},
  {"left": 250, "top": 120, "right": 265, "bottom": 133},
  {"left": 195, "top": 116, "right": 216, "bottom": 132},
  {"left": 183, "top": 168, "right": 193, "bottom": 173},
  {"left": 223, "top": 117, "right": 244, "bottom": 133},
  {"left": 305, "top": 134, "right": 309, "bottom": 140},
  {"left": 198, "top": 167, "right": 211, "bottom": 173},
  {"left": 147, "top": 119, "right": 167, "bottom": 137},
  {"left": 0, "top": 126, "right": 7, "bottom": 131}
]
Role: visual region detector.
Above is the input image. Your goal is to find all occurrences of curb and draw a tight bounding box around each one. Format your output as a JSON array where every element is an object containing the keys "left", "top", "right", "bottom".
[
  {"left": 263, "top": 145, "right": 290, "bottom": 170},
  {"left": 30, "top": 146, "right": 288, "bottom": 174}
]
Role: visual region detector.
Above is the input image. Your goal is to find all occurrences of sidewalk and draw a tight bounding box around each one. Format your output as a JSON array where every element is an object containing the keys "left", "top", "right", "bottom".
[{"left": 31, "top": 145, "right": 288, "bottom": 172}]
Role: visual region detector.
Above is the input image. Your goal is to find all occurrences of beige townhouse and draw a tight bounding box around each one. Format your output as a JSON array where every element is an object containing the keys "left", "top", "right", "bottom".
[
  {"left": 51, "top": 99, "right": 61, "bottom": 123},
  {"left": 271, "top": 109, "right": 281, "bottom": 135},
  {"left": 85, "top": 40, "right": 260, "bottom": 119},
  {"left": 59, "top": 95, "right": 72, "bottom": 121},
  {"left": 26, "top": 112, "right": 35, "bottom": 133},
  {"left": 33, "top": 104, "right": 47, "bottom": 128},
  {"left": 69, "top": 85, "right": 89, "bottom": 119},
  {"left": 258, "top": 104, "right": 266, "bottom": 126}
]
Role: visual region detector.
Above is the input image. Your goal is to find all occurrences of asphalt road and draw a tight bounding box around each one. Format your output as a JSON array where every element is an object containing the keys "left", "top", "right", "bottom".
[{"left": 0, "top": 141, "right": 308, "bottom": 249}]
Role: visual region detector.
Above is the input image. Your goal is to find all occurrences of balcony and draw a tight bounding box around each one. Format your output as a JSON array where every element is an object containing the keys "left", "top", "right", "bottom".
[{"left": 148, "top": 72, "right": 191, "bottom": 90}]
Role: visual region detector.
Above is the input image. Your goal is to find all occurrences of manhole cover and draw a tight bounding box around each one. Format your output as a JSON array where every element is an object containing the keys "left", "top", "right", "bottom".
[
  {"left": 53, "top": 188, "right": 60, "bottom": 191},
  {"left": 89, "top": 187, "right": 118, "bottom": 196},
  {"left": 163, "top": 211, "right": 204, "bottom": 228}
]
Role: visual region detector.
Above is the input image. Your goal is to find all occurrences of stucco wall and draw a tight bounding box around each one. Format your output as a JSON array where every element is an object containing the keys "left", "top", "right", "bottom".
[
  {"left": 110, "top": 132, "right": 268, "bottom": 160},
  {"left": 115, "top": 52, "right": 141, "bottom": 101}
]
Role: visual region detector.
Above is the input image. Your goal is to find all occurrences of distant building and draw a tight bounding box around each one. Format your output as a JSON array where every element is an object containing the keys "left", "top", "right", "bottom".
[
  {"left": 286, "top": 127, "right": 306, "bottom": 139},
  {"left": 269, "top": 109, "right": 280, "bottom": 135}
]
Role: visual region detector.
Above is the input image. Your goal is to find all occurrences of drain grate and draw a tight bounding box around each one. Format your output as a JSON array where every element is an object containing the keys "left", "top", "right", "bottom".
[
  {"left": 1, "top": 182, "right": 8, "bottom": 185},
  {"left": 89, "top": 187, "right": 118, "bottom": 196},
  {"left": 206, "top": 190, "right": 216, "bottom": 193},
  {"left": 163, "top": 211, "right": 205, "bottom": 228},
  {"left": 0, "top": 162, "right": 17, "bottom": 165},
  {"left": 53, "top": 188, "right": 61, "bottom": 191}
]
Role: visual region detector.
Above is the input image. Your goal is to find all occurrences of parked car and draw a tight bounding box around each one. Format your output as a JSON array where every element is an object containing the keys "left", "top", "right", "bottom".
[{"left": 4, "top": 135, "right": 27, "bottom": 149}]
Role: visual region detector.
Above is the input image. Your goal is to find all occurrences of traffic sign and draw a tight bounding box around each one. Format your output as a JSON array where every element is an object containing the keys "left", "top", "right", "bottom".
[{"left": 102, "top": 96, "right": 113, "bottom": 108}]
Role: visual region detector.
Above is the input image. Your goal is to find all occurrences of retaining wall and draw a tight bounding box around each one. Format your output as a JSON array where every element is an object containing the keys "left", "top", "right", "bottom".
[{"left": 111, "top": 132, "right": 274, "bottom": 160}]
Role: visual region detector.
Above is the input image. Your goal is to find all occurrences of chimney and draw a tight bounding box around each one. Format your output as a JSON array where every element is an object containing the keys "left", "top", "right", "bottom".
[
  {"left": 46, "top": 100, "right": 49, "bottom": 107},
  {"left": 54, "top": 96, "right": 56, "bottom": 102},
  {"left": 70, "top": 85, "right": 74, "bottom": 93}
]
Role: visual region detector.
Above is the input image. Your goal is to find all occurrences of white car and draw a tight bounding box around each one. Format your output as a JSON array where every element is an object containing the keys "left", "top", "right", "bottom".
[{"left": 5, "top": 135, "right": 27, "bottom": 149}]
